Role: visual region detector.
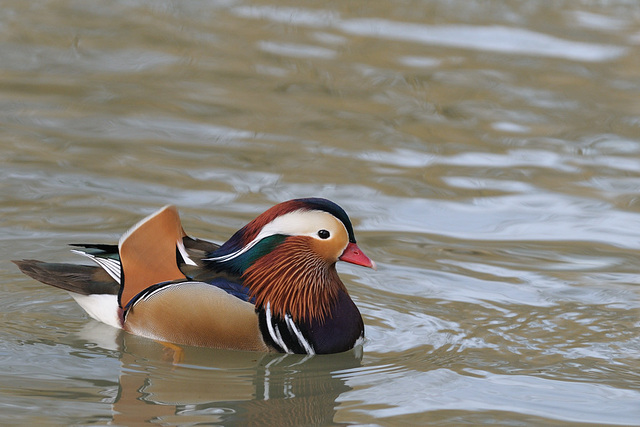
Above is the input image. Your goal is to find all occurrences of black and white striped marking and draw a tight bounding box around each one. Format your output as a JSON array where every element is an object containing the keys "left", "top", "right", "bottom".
[{"left": 264, "top": 302, "right": 315, "bottom": 355}]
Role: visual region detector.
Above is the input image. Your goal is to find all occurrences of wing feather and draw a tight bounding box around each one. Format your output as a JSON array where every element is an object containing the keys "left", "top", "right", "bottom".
[{"left": 118, "top": 206, "right": 187, "bottom": 307}]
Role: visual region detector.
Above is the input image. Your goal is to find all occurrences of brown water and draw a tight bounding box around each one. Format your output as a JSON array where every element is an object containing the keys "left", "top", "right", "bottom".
[{"left": 2, "top": 1, "right": 640, "bottom": 425}]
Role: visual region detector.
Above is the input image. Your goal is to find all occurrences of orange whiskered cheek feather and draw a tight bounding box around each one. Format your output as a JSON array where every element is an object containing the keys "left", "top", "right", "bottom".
[{"left": 243, "top": 236, "right": 345, "bottom": 323}]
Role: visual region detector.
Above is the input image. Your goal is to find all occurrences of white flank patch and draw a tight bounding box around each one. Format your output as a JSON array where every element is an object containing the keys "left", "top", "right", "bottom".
[{"left": 69, "top": 293, "right": 122, "bottom": 329}]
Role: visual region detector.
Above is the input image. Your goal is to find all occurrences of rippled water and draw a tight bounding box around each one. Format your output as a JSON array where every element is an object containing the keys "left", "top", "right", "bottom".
[{"left": 2, "top": 1, "right": 639, "bottom": 425}]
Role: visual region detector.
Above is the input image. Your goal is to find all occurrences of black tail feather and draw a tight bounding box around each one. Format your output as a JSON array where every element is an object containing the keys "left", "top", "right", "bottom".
[
  {"left": 12, "top": 260, "right": 119, "bottom": 295},
  {"left": 70, "top": 243, "right": 119, "bottom": 251}
]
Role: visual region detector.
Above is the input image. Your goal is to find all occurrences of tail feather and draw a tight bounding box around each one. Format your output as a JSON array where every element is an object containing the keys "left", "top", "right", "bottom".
[
  {"left": 70, "top": 243, "right": 119, "bottom": 256},
  {"left": 12, "top": 260, "right": 119, "bottom": 296}
]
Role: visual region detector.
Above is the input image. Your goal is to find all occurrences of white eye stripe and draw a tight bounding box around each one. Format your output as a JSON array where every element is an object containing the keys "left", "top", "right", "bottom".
[{"left": 205, "top": 210, "right": 346, "bottom": 262}]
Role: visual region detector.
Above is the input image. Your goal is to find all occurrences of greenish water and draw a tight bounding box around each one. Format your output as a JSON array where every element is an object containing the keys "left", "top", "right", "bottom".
[{"left": 1, "top": 1, "right": 639, "bottom": 425}]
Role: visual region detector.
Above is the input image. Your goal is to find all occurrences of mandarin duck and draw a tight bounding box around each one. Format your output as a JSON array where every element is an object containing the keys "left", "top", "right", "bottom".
[{"left": 14, "top": 198, "right": 375, "bottom": 355}]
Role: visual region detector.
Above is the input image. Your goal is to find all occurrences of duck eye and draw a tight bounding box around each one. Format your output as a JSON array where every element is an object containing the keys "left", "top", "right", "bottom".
[{"left": 317, "top": 229, "right": 330, "bottom": 239}]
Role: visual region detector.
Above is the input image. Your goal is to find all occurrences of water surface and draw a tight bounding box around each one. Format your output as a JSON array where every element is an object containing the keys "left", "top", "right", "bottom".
[{"left": 1, "top": 1, "right": 639, "bottom": 425}]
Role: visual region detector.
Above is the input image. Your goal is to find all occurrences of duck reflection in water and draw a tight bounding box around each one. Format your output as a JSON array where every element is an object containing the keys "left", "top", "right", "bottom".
[
  {"left": 89, "top": 325, "right": 363, "bottom": 426},
  {"left": 15, "top": 198, "right": 372, "bottom": 424}
]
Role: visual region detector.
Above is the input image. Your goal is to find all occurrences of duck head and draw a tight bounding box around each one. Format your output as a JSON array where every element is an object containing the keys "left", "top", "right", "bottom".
[{"left": 205, "top": 198, "right": 375, "bottom": 322}]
